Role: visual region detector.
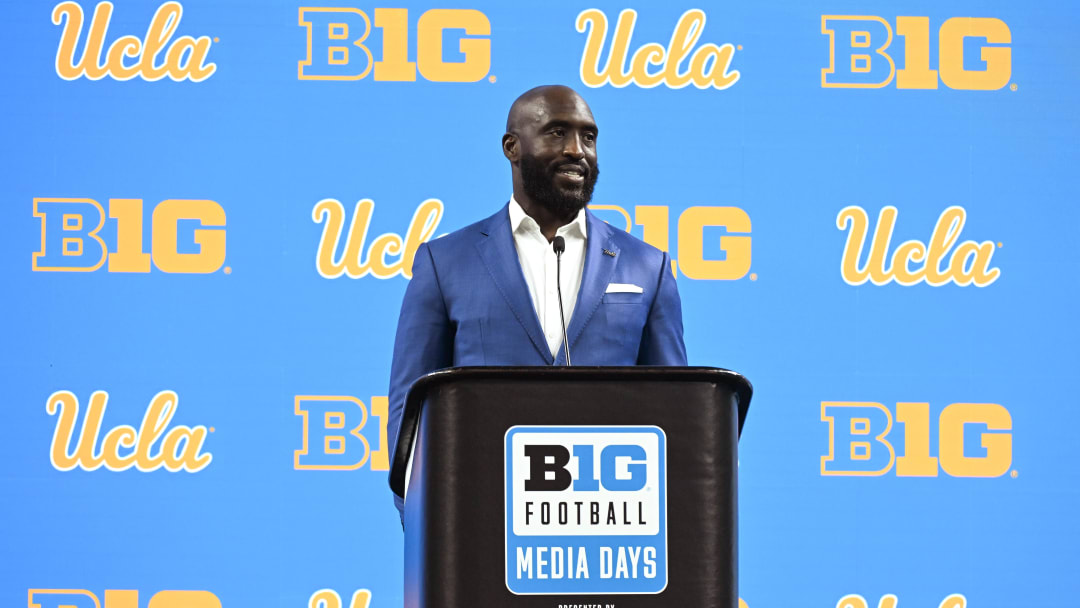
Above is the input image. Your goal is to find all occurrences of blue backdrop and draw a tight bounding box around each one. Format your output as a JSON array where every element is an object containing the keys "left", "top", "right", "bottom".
[{"left": 3, "top": 1, "right": 1078, "bottom": 607}]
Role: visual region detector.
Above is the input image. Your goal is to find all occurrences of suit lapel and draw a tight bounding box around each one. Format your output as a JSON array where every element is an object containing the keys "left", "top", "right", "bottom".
[
  {"left": 560, "top": 209, "right": 619, "bottom": 361},
  {"left": 475, "top": 204, "right": 553, "bottom": 363}
]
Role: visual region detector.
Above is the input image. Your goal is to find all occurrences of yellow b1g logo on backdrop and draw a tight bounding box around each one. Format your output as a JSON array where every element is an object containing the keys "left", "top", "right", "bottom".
[
  {"left": 33, "top": 198, "right": 226, "bottom": 273},
  {"left": 591, "top": 204, "right": 752, "bottom": 280},
  {"left": 822, "top": 16, "right": 1011, "bottom": 90},
  {"left": 295, "top": 395, "right": 391, "bottom": 471},
  {"left": 299, "top": 7, "right": 490, "bottom": 82},
  {"left": 28, "top": 589, "right": 220, "bottom": 608},
  {"left": 821, "top": 401, "right": 1012, "bottom": 477}
]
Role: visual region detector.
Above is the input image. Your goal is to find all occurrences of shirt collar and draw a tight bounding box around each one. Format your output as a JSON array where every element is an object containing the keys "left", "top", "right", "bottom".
[{"left": 509, "top": 195, "right": 588, "bottom": 239}]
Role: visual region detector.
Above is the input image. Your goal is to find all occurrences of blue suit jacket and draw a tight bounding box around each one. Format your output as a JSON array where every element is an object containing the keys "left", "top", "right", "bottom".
[{"left": 387, "top": 204, "right": 687, "bottom": 519}]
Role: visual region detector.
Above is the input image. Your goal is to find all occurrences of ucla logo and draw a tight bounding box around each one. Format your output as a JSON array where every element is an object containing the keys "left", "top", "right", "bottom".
[
  {"left": 294, "top": 395, "right": 390, "bottom": 471},
  {"left": 838, "top": 594, "right": 967, "bottom": 608},
  {"left": 299, "top": 7, "right": 490, "bottom": 82},
  {"left": 28, "top": 589, "right": 219, "bottom": 608},
  {"left": 52, "top": 2, "right": 216, "bottom": 82},
  {"left": 48, "top": 390, "right": 212, "bottom": 473},
  {"left": 505, "top": 426, "right": 667, "bottom": 595},
  {"left": 33, "top": 197, "right": 226, "bottom": 273},
  {"left": 577, "top": 9, "right": 739, "bottom": 90},
  {"left": 822, "top": 16, "right": 1011, "bottom": 90},
  {"left": 837, "top": 206, "right": 1000, "bottom": 287},
  {"left": 821, "top": 402, "right": 1012, "bottom": 477},
  {"left": 591, "top": 204, "right": 752, "bottom": 280},
  {"left": 308, "top": 589, "right": 373, "bottom": 608},
  {"left": 313, "top": 198, "right": 442, "bottom": 279}
]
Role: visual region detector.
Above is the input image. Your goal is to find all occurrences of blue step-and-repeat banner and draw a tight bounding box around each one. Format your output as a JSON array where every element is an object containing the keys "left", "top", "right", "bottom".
[{"left": 2, "top": 1, "right": 1078, "bottom": 606}]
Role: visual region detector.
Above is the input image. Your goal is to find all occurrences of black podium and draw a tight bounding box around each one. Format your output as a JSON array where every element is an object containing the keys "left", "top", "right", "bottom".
[{"left": 389, "top": 367, "right": 751, "bottom": 608}]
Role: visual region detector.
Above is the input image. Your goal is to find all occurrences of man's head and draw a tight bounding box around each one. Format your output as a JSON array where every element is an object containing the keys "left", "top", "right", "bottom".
[{"left": 503, "top": 85, "right": 600, "bottom": 219}]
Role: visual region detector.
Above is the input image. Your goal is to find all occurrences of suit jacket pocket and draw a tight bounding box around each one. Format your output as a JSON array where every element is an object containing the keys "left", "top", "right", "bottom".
[
  {"left": 595, "top": 296, "right": 649, "bottom": 357},
  {"left": 602, "top": 291, "right": 646, "bottom": 304}
]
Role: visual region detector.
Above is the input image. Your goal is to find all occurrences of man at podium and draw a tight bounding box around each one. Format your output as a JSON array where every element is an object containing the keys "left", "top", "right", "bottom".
[{"left": 388, "top": 85, "right": 687, "bottom": 521}]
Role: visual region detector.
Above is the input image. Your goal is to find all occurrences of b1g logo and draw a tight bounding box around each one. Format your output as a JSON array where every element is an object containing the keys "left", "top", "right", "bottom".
[
  {"left": 33, "top": 197, "right": 226, "bottom": 273},
  {"left": 590, "top": 204, "right": 752, "bottom": 280},
  {"left": 28, "top": 589, "right": 219, "bottom": 608},
  {"left": 294, "top": 395, "right": 391, "bottom": 471},
  {"left": 298, "top": 7, "right": 490, "bottom": 82},
  {"left": 821, "top": 402, "right": 1012, "bottom": 477},
  {"left": 822, "top": 16, "right": 1011, "bottom": 90},
  {"left": 505, "top": 426, "right": 667, "bottom": 595}
]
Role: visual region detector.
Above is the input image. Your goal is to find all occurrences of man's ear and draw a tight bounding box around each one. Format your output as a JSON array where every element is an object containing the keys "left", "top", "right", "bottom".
[{"left": 502, "top": 133, "right": 518, "bottom": 162}]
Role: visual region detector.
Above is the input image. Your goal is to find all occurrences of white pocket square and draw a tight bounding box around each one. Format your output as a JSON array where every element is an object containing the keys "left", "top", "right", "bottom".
[{"left": 605, "top": 283, "right": 643, "bottom": 294}]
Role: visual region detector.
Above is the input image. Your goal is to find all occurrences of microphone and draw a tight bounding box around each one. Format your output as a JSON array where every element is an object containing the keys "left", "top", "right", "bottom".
[{"left": 552, "top": 236, "right": 572, "bottom": 366}]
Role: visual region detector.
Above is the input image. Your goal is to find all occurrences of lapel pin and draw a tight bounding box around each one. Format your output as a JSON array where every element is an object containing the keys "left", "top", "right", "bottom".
[{"left": 603, "top": 249, "right": 616, "bottom": 257}]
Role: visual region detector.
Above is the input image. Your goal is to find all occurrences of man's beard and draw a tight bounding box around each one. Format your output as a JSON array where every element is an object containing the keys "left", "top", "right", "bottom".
[{"left": 520, "top": 154, "right": 600, "bottom": 217}]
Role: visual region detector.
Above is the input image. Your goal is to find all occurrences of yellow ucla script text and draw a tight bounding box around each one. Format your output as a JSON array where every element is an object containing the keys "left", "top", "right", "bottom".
[
  {"left": 47, "top": 390, "right": 212, "bottom": 473},
  {"left": 28, "top": 589, "right": 220, "bottom": 608},
  {"left": 821, "top": 402, "right": 1012, "bottom": 477},
  {"left": 308, "top": 589, "right": 372, "bottom": 608},
  {"left": 837, "top": 593, "right": 967, "bottom": 608},
  {"left": 52, "top": 1, "right": 216, "bottom": 82},
  {"left": 299, "top": 7, "right": 490, "bottom": 82},
  {"left": 33, "top": 197, "right": 226, "bottom": 273},
  {"left": 313, "top": 198, "right": 442, "bottom": 279},
  {"left": 837, "top": 206, "right": 1000, "bottom": 287},
  {"left": 576, "top": 9, "right": 739, "bottom": 90},
  {"left": 822, "top": 15, "right": 1010, "bottom": 90},
  {"left": 294, "top": 395, "right": 390, "bottom": 470},
  {"left": 590, "top": 204, "right": 751, "bottom": 280}
]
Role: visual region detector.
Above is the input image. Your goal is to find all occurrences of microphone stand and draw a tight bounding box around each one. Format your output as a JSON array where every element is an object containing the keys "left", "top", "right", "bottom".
[{"left": 552, "top": 236, "right": 572, "bottom": 366}]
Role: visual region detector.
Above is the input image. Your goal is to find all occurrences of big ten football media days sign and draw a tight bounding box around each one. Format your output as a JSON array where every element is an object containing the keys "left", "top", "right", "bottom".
[{"left": 505, "top": 426, "right": 667, "bottom": 595}]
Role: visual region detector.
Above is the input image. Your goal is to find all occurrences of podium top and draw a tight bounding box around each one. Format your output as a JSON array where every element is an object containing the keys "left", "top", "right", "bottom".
[{"left": 389, "top": 366, "right": 752, "bottom": 499}]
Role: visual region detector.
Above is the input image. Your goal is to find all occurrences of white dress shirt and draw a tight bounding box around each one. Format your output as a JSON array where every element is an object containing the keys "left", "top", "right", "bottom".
[{"left": 508, "top": 196, "right": 587, "bottom": 358}]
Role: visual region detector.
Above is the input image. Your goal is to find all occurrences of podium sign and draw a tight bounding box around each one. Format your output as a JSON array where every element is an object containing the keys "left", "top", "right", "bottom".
[
  {"left": 392, "top": 367, "right": 751, "bottom": 608},
  {"left": 505, "top": 425, "right": 668, "bottom": 594}
]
